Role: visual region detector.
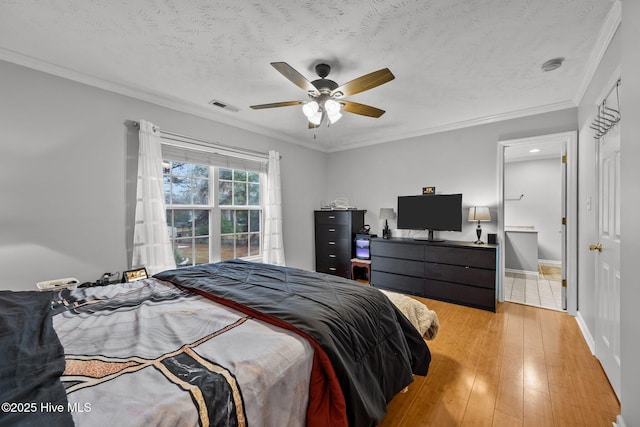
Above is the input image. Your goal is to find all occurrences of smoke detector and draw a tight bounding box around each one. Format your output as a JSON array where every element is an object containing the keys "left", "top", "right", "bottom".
[{"left": 541, "top": 57, "right": 564, "bottom": 72}]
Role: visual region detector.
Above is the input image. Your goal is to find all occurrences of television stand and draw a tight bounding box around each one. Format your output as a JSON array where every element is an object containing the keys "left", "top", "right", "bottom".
[{"left": 370, "top": 237, "right": 498, "bottom": 312}]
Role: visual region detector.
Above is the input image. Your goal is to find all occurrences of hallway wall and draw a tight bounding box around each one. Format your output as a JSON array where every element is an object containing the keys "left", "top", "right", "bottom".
[{"left": 504, "top": 157, "right": 562, "bottom": 262}]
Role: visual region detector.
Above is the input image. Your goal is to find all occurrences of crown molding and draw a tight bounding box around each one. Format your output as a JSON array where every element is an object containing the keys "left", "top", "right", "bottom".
[
  {"left": 573, "top": 0, "right": 622, "bottom": 106},
  {"left": 327, "top": 100, "right": 577, "bottom": 153},
  {"left": 0, "top": 47, "right": 324, "bottom": 152}
]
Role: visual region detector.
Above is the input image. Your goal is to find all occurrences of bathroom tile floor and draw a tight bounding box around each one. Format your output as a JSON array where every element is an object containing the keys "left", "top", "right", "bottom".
[{"left": 504, "top": 269, "right": 564, "bottom": 311}]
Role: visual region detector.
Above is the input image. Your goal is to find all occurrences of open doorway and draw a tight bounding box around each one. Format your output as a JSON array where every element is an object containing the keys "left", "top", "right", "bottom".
[
  {"left": 497, "top": 132, "right": 577, "bottom": 315},
  {"left": 503, "top": 141, "right": 564, "bottom": 310}
]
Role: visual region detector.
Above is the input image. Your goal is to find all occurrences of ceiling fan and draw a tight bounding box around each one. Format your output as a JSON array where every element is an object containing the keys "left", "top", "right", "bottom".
[{"left": 250, "top": 62, "right": 395, "bottom": 128}]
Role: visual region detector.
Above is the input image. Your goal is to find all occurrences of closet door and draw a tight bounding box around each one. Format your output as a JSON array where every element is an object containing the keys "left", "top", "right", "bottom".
[{"left": 594, "top": 115, "right": 621, "bottom": 400}]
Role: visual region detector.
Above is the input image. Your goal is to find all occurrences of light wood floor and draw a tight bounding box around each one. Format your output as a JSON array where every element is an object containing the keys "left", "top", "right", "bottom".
[{"left": 378, "top": 299, "right": 620, "bottom": 426}]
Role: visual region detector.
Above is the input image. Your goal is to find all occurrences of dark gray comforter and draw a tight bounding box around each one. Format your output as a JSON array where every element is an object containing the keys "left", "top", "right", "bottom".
[
  {"left": 155, "top": 260, "right": 431, "bottom": 427},
  {"left": 0, "top": 291, "right": 73, "bottom": 427}
]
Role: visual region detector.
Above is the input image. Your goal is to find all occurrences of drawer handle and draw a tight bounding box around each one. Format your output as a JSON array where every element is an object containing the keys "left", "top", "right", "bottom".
[
  {"left": 328, "top": 215, "right": 336, "bottom": 219},
  {"left": 329, "top": 254, "right": 336, "bottom": 258},
  {"left": 329, "top": 241, "right": 336, "bottom": 245},
  {"left": 329, "top": 267, "right": 337, "bottom": 271},
  {"left": 329, "top": 228, "right": 335, "bottom": 232}
]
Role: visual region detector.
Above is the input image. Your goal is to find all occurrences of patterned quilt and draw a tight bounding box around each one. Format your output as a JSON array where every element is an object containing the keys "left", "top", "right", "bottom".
[{"left": 51, "top": 278, "right": 314, "bottom": 427}]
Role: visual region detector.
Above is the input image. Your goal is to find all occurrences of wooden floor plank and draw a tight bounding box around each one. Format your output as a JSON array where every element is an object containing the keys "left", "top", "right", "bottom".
[
  {"left": 523, "top": 387, "right": 555, "bottom": 427},
  {"left": 495, "top": 304, "right": 524, "bottom": 421},
  {"left": 378, "top": 299, "right": 620, "bottom": 426}
]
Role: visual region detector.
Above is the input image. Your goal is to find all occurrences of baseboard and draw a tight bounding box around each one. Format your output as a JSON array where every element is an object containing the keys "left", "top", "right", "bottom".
[
  {"left": 505, "top": 268, "right": 539, "bottom": 277},
  {"left": 575, "top": 310, "right": 595, "bottom": 354}
]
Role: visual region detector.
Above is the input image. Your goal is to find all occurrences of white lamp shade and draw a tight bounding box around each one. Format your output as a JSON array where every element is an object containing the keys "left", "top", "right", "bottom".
[
  {"left": 327, "top": 111, "right": 342, "bottom": 124},
  {"left": 324, "top": 99, "right": 341, "bottom": 114},
  {"left": 308, "top": 111, "right": 322, "bottom": 125},
  {"left": 468, "top": 206, "right": 491, "bottom": 222},
  {"left": 302, "top": 101, "right": 319, "bottom": 118},
  {"left": 379, "top": 208, "right": 396, "bottom": 220}
]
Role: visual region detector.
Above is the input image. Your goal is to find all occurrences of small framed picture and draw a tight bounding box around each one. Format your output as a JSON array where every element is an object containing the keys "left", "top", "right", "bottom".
[
  {"left": 123, "top": 268, "right": 148, "bottom": 282},
  {"left": 423, "top": 186, "right": 436, "bottom": 195}
]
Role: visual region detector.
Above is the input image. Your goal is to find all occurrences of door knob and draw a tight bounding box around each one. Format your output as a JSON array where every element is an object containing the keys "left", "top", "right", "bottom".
[{"left": 589, "top": 243, "right": 602, "bottom": 252}]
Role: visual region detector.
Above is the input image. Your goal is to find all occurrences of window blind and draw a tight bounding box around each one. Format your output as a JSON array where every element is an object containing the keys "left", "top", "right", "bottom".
[{"left": 160, "top": 133, "right": 268, "bottom": 173}]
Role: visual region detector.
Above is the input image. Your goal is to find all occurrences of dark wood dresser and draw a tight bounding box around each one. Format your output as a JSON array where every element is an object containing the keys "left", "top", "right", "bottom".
[
  {"left": 314, "top": 210, "right": 365, "bottom": 278},
  {"left": 370, "top": 237, "right": 498, "bottom": 311}
]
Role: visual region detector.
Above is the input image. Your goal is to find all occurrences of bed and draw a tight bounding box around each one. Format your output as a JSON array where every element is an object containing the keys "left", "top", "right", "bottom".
[{"left": 0, "top": 260, "right": 431, "bottom": 427}]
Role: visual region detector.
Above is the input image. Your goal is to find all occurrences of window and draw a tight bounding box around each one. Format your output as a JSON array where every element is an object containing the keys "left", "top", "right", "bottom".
[
  {"left": 219, "top": 168, "right": 262, "bottom": 261},
  {"left": 164, "top": 160, "right": 263, "bottom": 267}
]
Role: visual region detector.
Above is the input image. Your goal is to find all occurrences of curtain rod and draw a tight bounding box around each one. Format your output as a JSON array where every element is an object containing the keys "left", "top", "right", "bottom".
[{"left": 131, "top": 121, "right": 278, "bottom": 159}]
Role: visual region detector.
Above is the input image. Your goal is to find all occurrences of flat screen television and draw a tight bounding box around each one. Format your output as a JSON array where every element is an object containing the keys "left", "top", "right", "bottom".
[{"left": 397, "top": 194, "right": 463, "bottom": 241}]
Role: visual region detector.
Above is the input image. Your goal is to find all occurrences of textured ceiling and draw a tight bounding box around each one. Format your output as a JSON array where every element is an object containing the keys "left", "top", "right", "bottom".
[{"left": 0, "top": 0, "right": 618, "bottom": 152}]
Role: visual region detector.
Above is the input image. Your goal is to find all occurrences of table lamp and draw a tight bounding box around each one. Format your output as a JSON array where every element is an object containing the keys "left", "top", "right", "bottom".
[{"left": 468, "top": 206, "right": 491, "bottom": 244}]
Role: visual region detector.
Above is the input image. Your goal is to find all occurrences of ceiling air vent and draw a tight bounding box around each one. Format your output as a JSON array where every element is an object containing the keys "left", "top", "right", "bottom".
[{"left": 208, "top": 99, "right": 239, "bottom": 112}]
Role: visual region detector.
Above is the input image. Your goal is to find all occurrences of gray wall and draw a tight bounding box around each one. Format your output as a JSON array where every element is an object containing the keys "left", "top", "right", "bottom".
[
  {"left": 504, "top": 157, "right": 562, "bottom": 262},
  {"left": 326, "top": 109, "right": 577, "bottom": 244},
  {"left": 0, "top": 59, "right": 326, "bottom": 291}
]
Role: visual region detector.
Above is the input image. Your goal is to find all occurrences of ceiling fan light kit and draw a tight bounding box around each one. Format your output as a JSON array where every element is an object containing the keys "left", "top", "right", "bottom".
[
  {"left": 251, "top": 61, "right": 394, "bottom": 129},
  {"left": 303, "top": 97, "right": 343, "bottom": 125}
]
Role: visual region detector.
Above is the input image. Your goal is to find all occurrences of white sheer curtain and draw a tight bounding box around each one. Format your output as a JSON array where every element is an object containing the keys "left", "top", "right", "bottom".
[
  {"left": 263, "top": 150, "right": 286, "bottom": 266},
  {"left": 132, "top": 120, "right": 176, "bottom": 275}
]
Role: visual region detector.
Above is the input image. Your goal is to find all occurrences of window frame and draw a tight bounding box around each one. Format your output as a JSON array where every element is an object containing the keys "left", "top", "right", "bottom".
[
  {"left": 214, "top": 167, "right": 264, "bottom": 262},
  {"left": 164, "top": 160, "right": 265, "bottom": 267}
]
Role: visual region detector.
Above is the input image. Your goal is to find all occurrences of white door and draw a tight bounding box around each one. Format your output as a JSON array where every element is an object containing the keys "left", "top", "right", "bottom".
[
  {"left": 560, "top": 143, "right": 567, "bottom": 310},
  {"left": 594, "top": 113, "right": 621, "bottom": 400}
]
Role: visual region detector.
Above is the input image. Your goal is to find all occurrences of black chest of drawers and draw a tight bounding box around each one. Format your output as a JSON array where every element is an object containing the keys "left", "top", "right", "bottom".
[
  {"left": 370, "top": 237, "right": 498, "bottom": 311},
  {"left": 314, "top": 210, "right": 365, "bottom": 278}
]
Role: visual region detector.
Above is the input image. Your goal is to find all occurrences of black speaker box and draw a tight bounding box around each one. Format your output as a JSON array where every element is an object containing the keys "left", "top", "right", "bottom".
[{"left": 487, "top": 233, "right": 497, "bottom": 244}]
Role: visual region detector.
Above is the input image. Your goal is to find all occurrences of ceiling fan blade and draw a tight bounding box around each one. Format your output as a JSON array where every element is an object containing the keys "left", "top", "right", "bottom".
[
  {"left": 332, "top": 68, "right": 395, "bottom": 97},
  {"left": 271, "top": 62, "right": 319, "bottom": 95},
  {"left": 250, "top": 101, "right": 304, "bottom": 110},
  {"left": 341, "top": 101, "right": 386, "bottom": 118}
]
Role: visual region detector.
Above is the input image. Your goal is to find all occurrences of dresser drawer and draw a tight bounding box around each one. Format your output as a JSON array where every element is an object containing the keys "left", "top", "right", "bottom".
[
  {"left": 316, "top": 244, "right": 351, "bottom": 263},
  {"left": 424, "top": 279, "right": 496, "bottom": 311},
  {"left": 315, "top": 224, "right": 351, "bottom": 239},
  {"left": 316, "top": 232, "right": 351, "bottom": 253},
  {"left": 371, "top": 241, "right": 424, "bottom": 261},
  {"left": 425, "top": 263, "right": 495, "bottom": 289},
  {"left": 316, "top": 258, "right": 351, "bottom": 278},
  {"left": 315, "top": 211, "right": 351, "bottom": 225},
  {"left": 371, "top": 271, "right": 424, "bottom": 296},
  {"left": 425, "top": 246, "right": 496, "bottom": 269},
  {"left": 372, "top": 256, "right": 424, "bottom": 277}
]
